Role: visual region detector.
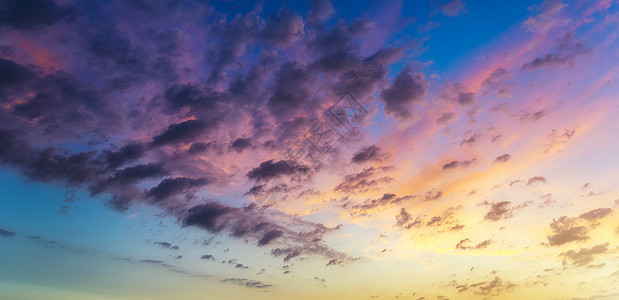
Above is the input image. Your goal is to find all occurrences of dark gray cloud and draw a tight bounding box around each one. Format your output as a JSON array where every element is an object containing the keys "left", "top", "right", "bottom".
[
  {"left": 0, "top": 228, "right": 16, "bottom": 237},
  {"left": 260, "top": 9, "right": 304, "bottom": 47},
  {"left": 380, "top": 67, "right": 428, "bottom": 118},
  {"left": 493, "top": 154, "right": 511, "bottom": 163},
  {"left": 0, "top": 58, "right": 35, "bottom": 87},
  {"left": 258, "top": 229, "right": 284, "bottom": 246},
  {"left": 442, "top": 158, "right": 476, "bottom": 171},
  {"left": 151, "top": 120, "right": 214, "bottom": 147},
  {"left": 201, "top": 254, "right": 215, "bottom": 260},
  {"left": 147, "top": 177, "right": 209, "bottom": 201},
  {"left": 103, "top": 143, "right": 146, "bottom": 169},
  {"left": 0, "top": 0, "right": 79, "bottom": 30},
  {"left": 110, "top": 163, "right": 168, "bottom": 184},
  {"left": 230, "top": 138, "right": 252, "bottom": 153},
  {"left": 351, "top": 145, "right": 389, "bottom": 164},
  {"left": 182, "top": 202, "right": 235, "bottom": 232},
  {"left": 154, "top": 241, "right": 179, "bottom": 250},
  {"left": 247, "top": 159, "right": 310, "bottom": 181},
  {"left": 266, "top": 61, "right": 314, "bottom": 119}
]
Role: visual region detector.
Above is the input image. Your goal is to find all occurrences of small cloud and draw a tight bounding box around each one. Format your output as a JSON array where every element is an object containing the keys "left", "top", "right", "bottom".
[
  {"left": 484, "top": 201, "right": 513, "bottom": 221},
  {"left": 0, "top": 228, "right": 16, "bottom": 237},
  {"left": 559, "top": 243, "right": 609, "bottom": 267},
  {"left": 527, "top": 176, "right": 547, "bottom": 185},
  {"left": 442, "top": 158, "right": 476, "bottom": 171},
  {"left": 154, "top": 241, "right": 179, "bottom": 250},
  {"left": 221, "top": 278, "right": 272, "bottom": 289},
  {"left": 578, "top": 208, "right": 612, "bottom": 221},
  {"left": 493, "top": 154, "right": 511, "bottom": 163},
  {"left": 436, "top": 112, "right": 456, "bottom": 125},
  {"left": 440, "top": 0, "right": 468, "bottom": 17},
  {"left": 351, "top": 145, "right": 390, "bottom": 164},
  {"left": 546, "top": 216, "right": 589, "bottom": 246},
  {"left": 201, "top": 254, "right": 215, "bottom": 261}
]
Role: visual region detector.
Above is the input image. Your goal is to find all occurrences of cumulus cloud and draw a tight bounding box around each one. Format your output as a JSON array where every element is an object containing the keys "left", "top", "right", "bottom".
[
  {"left": 527, "top": 176, "right": 547, "bottom": 185},
  {"left": 380, "top": 67, "right": 428, "bottom": 118},
  {"left": 351, "top": 145, "right": 390, "bottom": 164},
  {"left": 442, "top": 158, "right": 476, "bottom": 171},
  {"left": 546, "top": 216, "right": 588, "bottom": 246},
  {"left": 154, "top": 241, "right": 179, "bottom": 250},
  {"left": 0, "top": 228, "right": 16, "bottom": 237},
  {"left": 493, "top": 154, "right": 511, "bottom": 163},
  {"left": 559, "top": 243, "right": 609, "bottom": 267}
]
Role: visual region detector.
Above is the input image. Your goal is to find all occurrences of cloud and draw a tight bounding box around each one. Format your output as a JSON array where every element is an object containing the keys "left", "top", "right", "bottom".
[
  {"left": 464, "top": 276, "right": 515, "bottom": 296},
  {"left": 307, "top": 0, "right": 334, "bottom": 25},
  {"left": 0, "top": 228, "right": 16, "bottom": 237},
  {"left": 442, "top": 158, "right": 476, "bottom": 171},
  {"left": 260, "top": 9, "right": 305, "bottom": 47},
  {"left": 436, "top": 112, "right": 456, "bottom": 125},
  {"left": 154, "top": 241, "right": 179, "bottom": 250},
  {"left": 523, "top": 0, "right": 569, "bottom": 33},
  {"left": 381, "top": 67, "right": 428, "bottom": 118},
  {"left": 559, "top": 243, "right": 609, "bottom": 267},
  {"left": 493, "top": 154, "right": 511, "bottom": 163},
  {"left": 578, "top": 208, "right": 612, "bottom": 221},
  {"left": 230, "top": 138, "right": 252, "bottom": 153},
  {"left": 351, "top": 145, "right": 390, "bottom": 164},
  {"left": 182, "top": 202, "right": 236, "bottom": 233},
  {"left": 0, "top": 0, "right": 79, "bottom": 30},
  {"left": 333, "top": 166, "right": 393, "bottom": 194},
  {"left": 424, "top": 188, "right": 443, "bottom": 201},
  {"left": 439, "top": 0, "right": 468, "bottom": 17},
  {"left": 258, "top": 229, "right": 284, "bottom": 246},
  {"left": 522, "top": 33, "right": 589, "bottom": 71},
  {"left": 0, "top": 58, "right": 35, "bottom": 87},
  {"left": 247, "top": 159, "right": 310, "bottom": 181},
  {"left": 103, "top": 143, "right": 146, "bottom": 169},
  {"left": 455, "top": 238, "right": 493, "bottom": 250},
  {"left": 151, "top": 120, "right": 214, "bottom": 147},
  {"left": 146, "top": 177, "right": 209, "bottom": 201},
  {"left": 438, "top": 81, "right": 475, "bottom": 106},
  {"left": 546, "top": 208, "right": 613, "bottom": 246},
  {"left": 527, "top": 176, "right": 547, "bottom": 185},
  {"left": 546, "top": 216, "right": 589, "bottom": 246},
  {"left": 200, "top": 254, "right": 215, "bottom": 261},
  {"left": 482, "top": 68, "right": 510, "bottom": 89},
  {"left": 484, "top": 201, "right": 513, "bottom": 221},
  {"left": 347, "top": 193, "right": 414, "bottom": 215},
  {"left": 221, "top": 278, "right": 272, "bottom": 289}
]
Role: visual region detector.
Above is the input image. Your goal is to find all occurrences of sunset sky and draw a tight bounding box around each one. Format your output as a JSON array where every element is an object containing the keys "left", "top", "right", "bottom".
[{"left": 0, "top": 0, "right": 618, "bottom": 299}]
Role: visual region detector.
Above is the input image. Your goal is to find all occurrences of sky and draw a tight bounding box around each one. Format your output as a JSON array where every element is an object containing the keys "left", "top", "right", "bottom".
[{"left": 0, "top": 0, "right": 618, "bottom": 299}]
